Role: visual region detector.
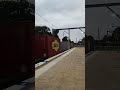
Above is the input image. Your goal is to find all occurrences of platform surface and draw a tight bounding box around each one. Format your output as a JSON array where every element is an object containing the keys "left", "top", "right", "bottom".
[
  {"left": 35, "top": 47, "right": 85, "bottom": 90},
  {"left": 86, "top": 51, "right": 120, "bottom": 90}
]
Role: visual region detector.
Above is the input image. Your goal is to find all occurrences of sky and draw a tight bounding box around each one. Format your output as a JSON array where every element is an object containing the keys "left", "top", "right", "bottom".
[
  {"left": 86, "top": 0, "right": 120, "bottom": 40},
  {"left": 35, "top": 0, "right": 85, "bottom": 42}
]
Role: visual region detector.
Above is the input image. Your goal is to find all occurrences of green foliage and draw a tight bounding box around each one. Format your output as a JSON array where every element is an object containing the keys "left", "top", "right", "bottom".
[
  {"left": 52, "top": 29, "right": 59, "bottom": 38},
  {"left": 85, "top": 35, "right": 94, "bottom": 41},
  {"left": 62, "top": 36, "right": 69, "bottom": 41},
  {"left": 102, "top": 27, "right": 120, "bottom": 42},
  {"left": 35, "top": 26, "right": 52, "bottom": 35},
  {"left": 53, "top": 30, "right": 59, "bottom": 35},
  {"left": 112, "top": 27, "right": 120, "bottom": 41},
  {"left": 71, "top": 41, "right": 74, "bottom": 43},
  {"left": 0, "top": 0, "right": 34, "bottom": 22}
]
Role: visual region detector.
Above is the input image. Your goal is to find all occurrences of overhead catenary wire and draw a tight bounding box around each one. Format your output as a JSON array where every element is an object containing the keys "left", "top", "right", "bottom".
[
  {"left": 35, "top": 12, "right": 57, "bottom": 28},
  {"left": 35, "top": 7, "right": 85, "bottom": 30},
  {"left": 35, "top": 6, "right": 84, "bottom": 30},
  {"left": 106, "top": 6, "right": 120, "bottom": 20}
]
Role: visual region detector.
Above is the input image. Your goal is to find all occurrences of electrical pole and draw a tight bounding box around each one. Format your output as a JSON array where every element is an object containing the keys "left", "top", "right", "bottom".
[
  {"left": 76, "top": 38, "right": 77, "bottom": 43},
  {"left": 68, "top": 29, "right": 71, "bottom": 49},
  {"left": 68, "top": 29, "right": 70, "bottom": 41}
]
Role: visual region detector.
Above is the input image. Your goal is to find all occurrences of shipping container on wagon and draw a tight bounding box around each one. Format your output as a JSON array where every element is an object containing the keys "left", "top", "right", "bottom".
[
  {"left": 70, "top": 42, "right": 74, "bottom": 48},
  {"left": 61, "top": 41, "right": 71, "bottom": 52},
  {"left": 33, "top": 35, "right": 60, "bottom": 62},
  {"left": 0, "top": 21, "right": 34, "bottom": 89}
]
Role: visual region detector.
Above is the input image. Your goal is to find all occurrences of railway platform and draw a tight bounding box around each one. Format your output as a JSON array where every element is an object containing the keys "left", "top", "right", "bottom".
[
  {"left": 35, "top": 47, "right": 85, "bottom": 90},
  {"left": 86, "top": 51, "right": 120, "bottom": 90}
]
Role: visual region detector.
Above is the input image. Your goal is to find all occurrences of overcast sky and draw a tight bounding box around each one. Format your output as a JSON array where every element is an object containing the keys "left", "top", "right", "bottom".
[
  {"left": 35, "top": 0, "right": 85, "bottom": 42},
  {"left": 86, "top": 0, "right": 120, "bottom": 40}
]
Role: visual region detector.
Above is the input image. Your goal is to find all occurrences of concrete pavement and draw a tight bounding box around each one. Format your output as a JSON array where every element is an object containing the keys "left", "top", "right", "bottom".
[
  {"left": 35, "top": 47, "right": 85, "bottom": 90},
  {"left": 86, "top": 51, "right": 120, "bottom": 90}
]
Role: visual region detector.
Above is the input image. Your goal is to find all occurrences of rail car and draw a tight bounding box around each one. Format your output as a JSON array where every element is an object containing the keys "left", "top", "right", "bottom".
[
  {"left": 33, "top": 35, "right": 75, "bottom": 63},
  {"left": 33, "top": 35, "right": 60, "bottom": 63},
  {"left": 0, "top": 21, "right": 34, "bottom": 89},
  {"left": 60, "top": 41, "right": 74, "bottom": 52},
  {"left": 70, "top": 41, "right": 74, "bottom": 48}
]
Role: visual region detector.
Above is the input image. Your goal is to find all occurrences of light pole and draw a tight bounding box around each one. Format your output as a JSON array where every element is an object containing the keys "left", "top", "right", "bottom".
[{"left": 63, "top": 31, "right": 69, "bottom": 37}]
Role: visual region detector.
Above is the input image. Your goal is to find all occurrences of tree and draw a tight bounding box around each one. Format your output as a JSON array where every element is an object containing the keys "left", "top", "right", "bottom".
[
  {"left": 111, "top": 27, "right": 120, "bottom": 45},
  {"left": 85, "top": 35, "right": 94, "bottom": 41},
  {"left": 35, "top": 26, "right": 52, "bottom": 35},
  {"left": 112, "top": 27, "right": 120, "bottom": 41},
  {"left": 71, "top": 41, "right": 74, "bottom": 43},
  {"left": 52, "top": 30, "right": 59, "bottom": 38},
  {"left": 81, "top": 37, "right": 85, "bottom": 45},
  {"left": 102, "top": 35, "right": 111, "bottom": 42},
  {"left": 0, "top": 0, "right": 34, "bottom": 22},
  {"left": 62, "top": 36, "right": 69, "bottom": 41}
]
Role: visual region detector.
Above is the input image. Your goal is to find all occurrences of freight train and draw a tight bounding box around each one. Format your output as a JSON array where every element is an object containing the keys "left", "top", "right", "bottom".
[
  {"left": 0, "top": 19, "right": 74, "bottom": 89},
  {"left": 0, "top": 20, "right": 34, "bottom": 89},
  {"left": 33, "top": 35, "right": 60, "bottom": 63},
  {"left": 0, "top": 0, "right": 35, "bottom": 89},
  {"left": 33, "top": 34, "right": 74, "bottom": 63}
]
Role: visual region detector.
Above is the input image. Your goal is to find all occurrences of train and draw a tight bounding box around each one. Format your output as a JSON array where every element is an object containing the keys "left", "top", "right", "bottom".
[
  {"left": 33, "top": 34, "right": 75, "bottom": 63},
  {"left": 33, "top": 35, "right": 61, "bottom": 63},
  {"left": 0, "top": 20, "right": 74, "bottom": 89},
  {"left": 0, "top": 0, "right": 35, "bottom": 89},
  {"left": 0, "top": 20, "right": 34, "bottom": 89}
]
